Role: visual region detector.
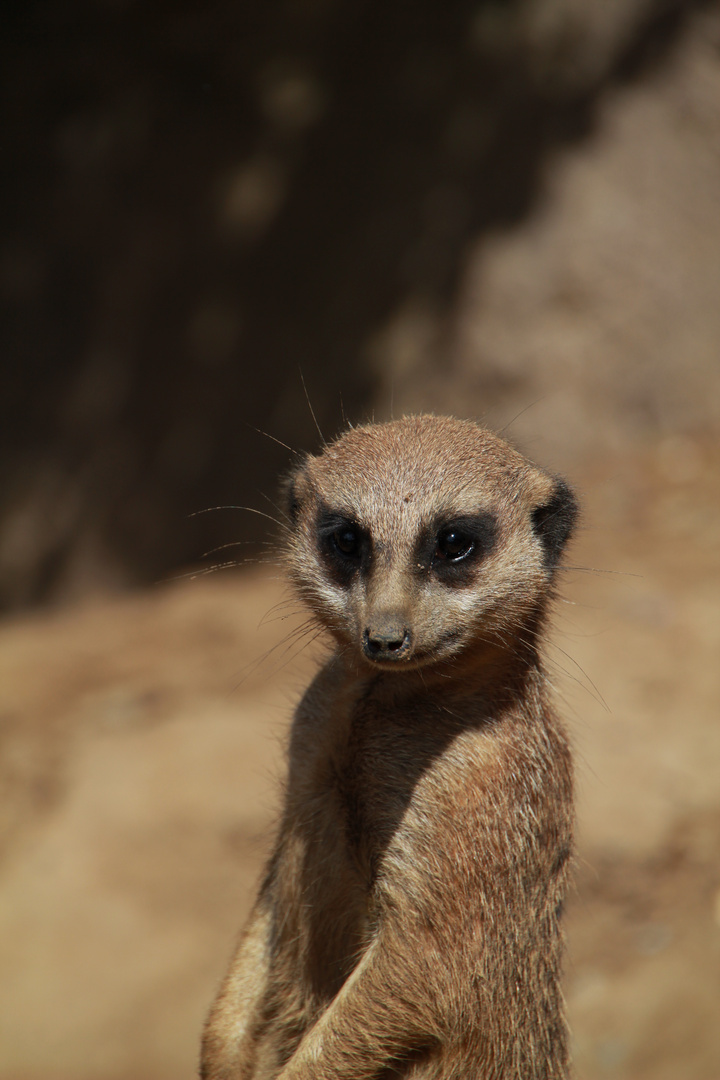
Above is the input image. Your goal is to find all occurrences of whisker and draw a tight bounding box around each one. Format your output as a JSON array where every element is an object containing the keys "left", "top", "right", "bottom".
[
  {"left": 498, "top": 399, "right": 545, "bottom": 437},
  {"left": 300, "top": 369, "right": 326, "bottom": 446},
  {"left": 163, "top": 559, "right": 246, "bottom": 583},
  {"left": 200, "top": 540, "right": 274, "bottom": 559},
  {"left": 189, "top": 505, "right": 290, "bottom": 534},
  {"left": 244, "top": 422, "right": 299, "bottom": 457},
  {"left": 258, "top": 489, "right": 292, "bottom": 526},
  {"left": 544, "top": 640, "right": 609, "bottom": 713},
  {"left": 259, "top": 602, "right": 311, "bottom": 629},
  {"left": 233, "top": 620, "right": 328, "bottom": 689},
  {"left": 559, "top": 564, "right": 641, "bottom": 579}
]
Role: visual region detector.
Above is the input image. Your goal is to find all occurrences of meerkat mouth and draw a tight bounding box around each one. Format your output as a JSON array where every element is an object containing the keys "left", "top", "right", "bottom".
[{"left": 359, "top": 628, "right": 465, "bottom": 670}]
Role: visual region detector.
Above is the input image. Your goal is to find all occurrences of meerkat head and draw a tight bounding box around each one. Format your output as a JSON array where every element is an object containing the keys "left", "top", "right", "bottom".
[{"left": 282, "top": 416, "right": 577, "bottom": 671}]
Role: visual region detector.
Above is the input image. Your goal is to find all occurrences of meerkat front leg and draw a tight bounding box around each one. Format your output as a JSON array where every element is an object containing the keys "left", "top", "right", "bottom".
[
  {"left": 201, "top": 899, "right": 273, "bottom": 1080},
  {"left": 274, "top": 926, "right": 445, "bottom": 1080}
]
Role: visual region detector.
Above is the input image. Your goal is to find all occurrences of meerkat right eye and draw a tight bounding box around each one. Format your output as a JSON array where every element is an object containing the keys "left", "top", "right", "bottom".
[
  {"left": 317, "top": 509, "right": 367, "bottom": 581},
  {"left": 332, "top": 526, "right": 360, "bottom": 558}
]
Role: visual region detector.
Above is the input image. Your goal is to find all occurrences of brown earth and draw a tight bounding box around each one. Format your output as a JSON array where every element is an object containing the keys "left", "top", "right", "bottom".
[{"left": 0, "top": 437, "right": 718, "bottom": 1080}]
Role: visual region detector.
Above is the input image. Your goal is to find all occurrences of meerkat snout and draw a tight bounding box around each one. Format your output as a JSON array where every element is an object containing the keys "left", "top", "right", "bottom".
[{"left": 362, "top": 618, "right": 412, "bottom": 662}]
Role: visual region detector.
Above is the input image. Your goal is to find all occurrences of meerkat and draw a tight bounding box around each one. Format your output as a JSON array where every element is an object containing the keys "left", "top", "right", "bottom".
[{"left": 201, "top": 414, "right": 578, "bottom": 1080}]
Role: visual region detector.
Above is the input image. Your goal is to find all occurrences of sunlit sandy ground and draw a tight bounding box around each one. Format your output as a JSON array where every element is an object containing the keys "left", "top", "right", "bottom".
[{"left": 0, "top": 443, "right": 718, "bottom": 1080}]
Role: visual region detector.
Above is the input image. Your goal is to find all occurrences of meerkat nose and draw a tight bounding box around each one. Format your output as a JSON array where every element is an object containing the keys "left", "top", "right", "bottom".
[{"left": 362, "top": 620, "right": 412, "bottom": 662}]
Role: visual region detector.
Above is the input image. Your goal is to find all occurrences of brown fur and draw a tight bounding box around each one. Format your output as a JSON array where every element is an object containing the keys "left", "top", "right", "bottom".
[{"left": 201, "top": 415, "right": 577, "bottom": 1079}]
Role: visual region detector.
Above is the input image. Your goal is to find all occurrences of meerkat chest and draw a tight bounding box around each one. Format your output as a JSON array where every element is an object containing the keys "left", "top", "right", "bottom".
[
  {"left": 327, "top": 697, "right": 497, "bottom": 886},
  {"left": 287, "top": 670, "right": 513, "bottom": 910}
]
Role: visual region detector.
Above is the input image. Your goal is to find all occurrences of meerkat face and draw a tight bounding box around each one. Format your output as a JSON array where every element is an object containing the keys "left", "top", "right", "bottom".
[{"left": 283, "top": 416, "right": 576, "bottom": 671}]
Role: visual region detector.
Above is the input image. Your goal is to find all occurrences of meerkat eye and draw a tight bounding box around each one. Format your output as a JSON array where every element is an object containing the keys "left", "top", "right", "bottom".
[
  {"left": 333, "top": 526, "right": 361, "bottom": 559},
  {"left": 435, "top": 526, "right": 475, "bottom": 562},
  {"left": 317, "top": 508, "right": 367, "bottom": 581}
]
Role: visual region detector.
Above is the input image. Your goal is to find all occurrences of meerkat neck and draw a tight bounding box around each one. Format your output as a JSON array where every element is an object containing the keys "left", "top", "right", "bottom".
[{"left": 335, "top": 640, "right": 545, "bottom": 713}]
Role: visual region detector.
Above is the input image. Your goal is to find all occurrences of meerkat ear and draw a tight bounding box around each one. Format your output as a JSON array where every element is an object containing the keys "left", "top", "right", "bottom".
[
  {"left": 281, "top": 459, "right": 310, "bottom": 526},
  {"left": 531, "top": 478, "right": 578, "bottom": 568}
]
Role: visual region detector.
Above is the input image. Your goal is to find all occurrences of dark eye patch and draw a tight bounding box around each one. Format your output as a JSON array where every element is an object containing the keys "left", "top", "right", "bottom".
[
  {"left": 316, "top": 506, "right": 369, "bottom": 585},
  {"left": 419, "top": 511, "right": 498, "bottom": 584}
]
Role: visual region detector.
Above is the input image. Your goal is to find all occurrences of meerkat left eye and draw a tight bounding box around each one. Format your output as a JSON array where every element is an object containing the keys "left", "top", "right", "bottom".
[{"left": 435, "top": 527, "right": 475, "bottom": 562}]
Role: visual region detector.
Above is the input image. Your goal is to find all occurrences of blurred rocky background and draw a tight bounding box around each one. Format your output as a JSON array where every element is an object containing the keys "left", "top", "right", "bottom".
[
  {"left": 1, "top": 1, "right": 719, "bottom": 1078},
  {"left": 4, "top": 0, "right": 719, "bottom": 608}
]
